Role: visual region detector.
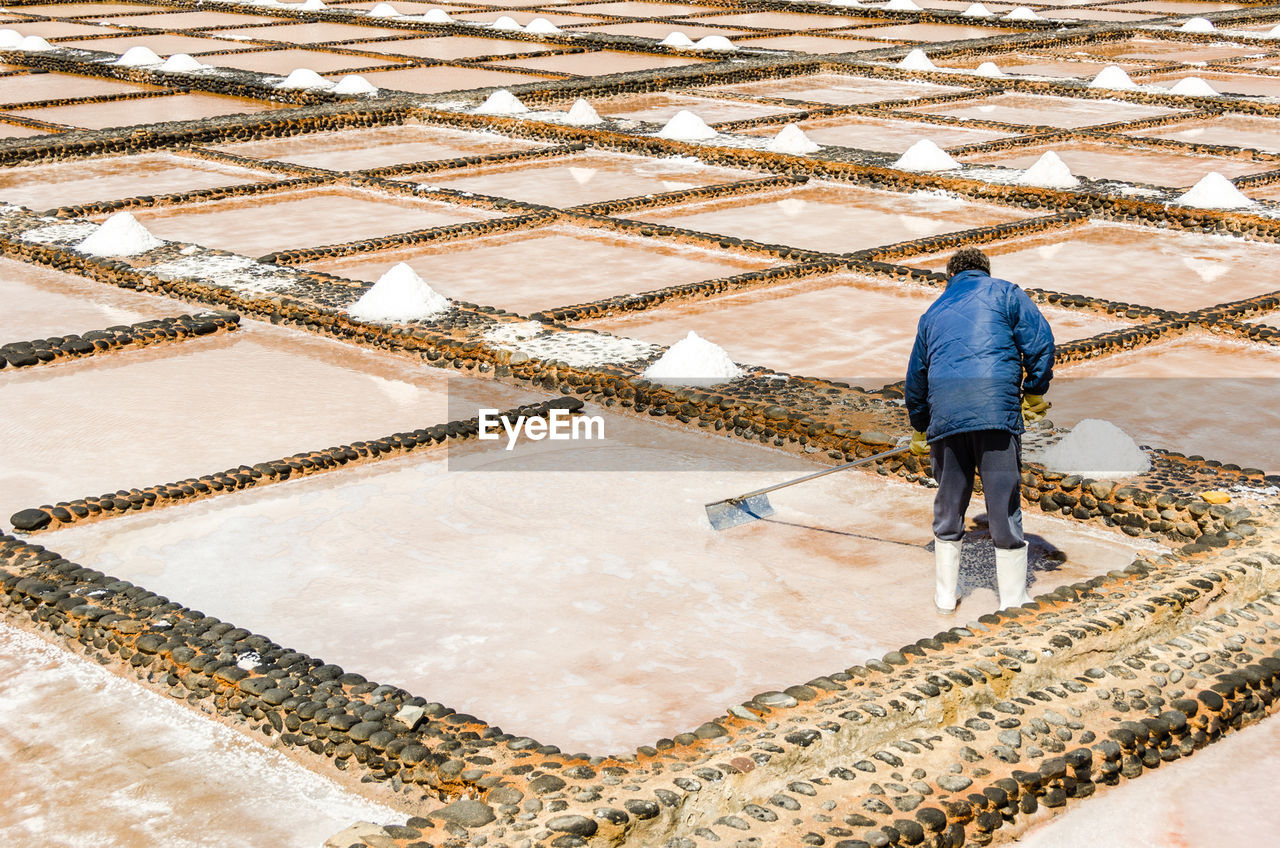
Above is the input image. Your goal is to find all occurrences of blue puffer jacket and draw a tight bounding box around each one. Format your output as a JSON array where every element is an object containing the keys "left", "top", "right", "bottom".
[{"left": 905, "top": 269, "right": 1054, "bottom": 442}]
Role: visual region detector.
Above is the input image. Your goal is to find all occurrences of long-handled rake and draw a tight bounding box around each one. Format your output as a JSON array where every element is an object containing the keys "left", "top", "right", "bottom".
[{"left": 704, "top": 445, "right": 911, "bottom": 531}]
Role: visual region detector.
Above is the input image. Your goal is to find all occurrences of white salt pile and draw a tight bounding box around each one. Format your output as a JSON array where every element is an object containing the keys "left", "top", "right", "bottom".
[
  {"left": 884, "top": 0, "right": 921, "bottom": 10},
  {"left": 1088, "top": 64, "right": 1138, "bottom": 90},
  {"left": 1019, "top": 150, "right": 1080, "bottom": 188},
  {"left": 421, "top": 8, "right": 453, "bottom": 23},
  {"left": 475, "top": 89, "right": 528, "bottom": 115},
  {"left": 893, "top": 139, "right": 958, "bottom": 172},
  {"left": 332, "top": 74, "right": 378, "bottom": 95},
  {"left": 17, "top": 35, "right": 53, "bottom": 51},
  {"left": 564, "top": 98, "right": 603, "bottom": 125},
  {"left": 1267, "top": 24, "right": 1280, "bottom": 38},
  {"left": 491, "top": 15, "right": 522, "bottom": 30},
  {"left": 524, "top": 17, "right": 561, "bottom": 34},
  {"left": 642, "top": 331, "right": 743, "bottom": 385},
  {"left": 1036, "top": 419, "right": 1150, "bottom": 477},
  {"left": 1176, "top": 172, "right": 1255, "bottom": 209},
  {"left": 158, "top": 53, "right": 208, "bottom": 72},
  {"left": 974, "top": 61, "right": 1005, "bottom": 77},
  {"left": 1003, "top": 6, "right": 1040, "bottom": 21},
  {"left": 657, "top": 110, "right": 717, "bottom": 141},
  {"left": 1178, "top": 16, "right": 1214, "bottom": 32},
  {"left": 769, "top": 124, "right": 821, "bottom": 154},
  {"left": 961, "top": 3, "right": 992, "bottom": 17},
  {"left": 695, "top": 35, "right": 736, "bottom": 51},
  {"left": 76, "top": 212, "right": 165, "bottom": 257},
  {"left": 347, "top": 263, "right": 451, "bottom": 323},
  {"left": 0, "top": 29, "right": 22, "bottom": 48},
  {"left": 660, "top": 31, "right": 696, "bottom": 48},
  {"left": 1169, "top": 76, "right": 1218, "bottom": 96},
  {"left": 277, "top": 68, "right": 333, "bottom": 90},
  {"left": 368, "top": 2, "right": 400, "bottom": 15},
  {"left": 116, "top": 45, "right": 162, "bottom": 66},
  {"left": 898, "top": 48, "right": 936, "bottom": 70}
]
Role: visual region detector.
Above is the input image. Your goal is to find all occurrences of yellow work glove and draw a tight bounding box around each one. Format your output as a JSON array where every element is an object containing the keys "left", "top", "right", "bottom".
[
  {"left": 909, "top": 430, "right": 930, "bottom": 456},
  {"left": 1022, "top": 394, "right": 1051, "bottom": 424}
]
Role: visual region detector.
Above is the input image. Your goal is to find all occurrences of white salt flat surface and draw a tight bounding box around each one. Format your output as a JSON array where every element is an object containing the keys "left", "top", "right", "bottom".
[{"left": 45, "top": 411, "right": 1158, "bottom": 754}]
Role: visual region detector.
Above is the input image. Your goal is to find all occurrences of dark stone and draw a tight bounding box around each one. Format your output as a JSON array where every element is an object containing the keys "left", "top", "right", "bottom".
[
  {"left": 432, "top": 798, "right": 495, "bottom": 829},
  {"left": 547, "top": 815, "right": 597, "bottom": 837},
  {"left": 10, "top": 509, "right": 51, "bottom": 532},
  {"left": 529, "top": 774, "right": 567, "bottom": 795}
]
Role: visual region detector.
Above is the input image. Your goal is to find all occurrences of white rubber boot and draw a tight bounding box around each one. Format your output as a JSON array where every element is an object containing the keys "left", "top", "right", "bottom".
[
  {"left": 996, "top": 545, "right": 1033, "bottom": 609},
  {"left": 934, "top": 538, "right": 962, "bottom": 614}
]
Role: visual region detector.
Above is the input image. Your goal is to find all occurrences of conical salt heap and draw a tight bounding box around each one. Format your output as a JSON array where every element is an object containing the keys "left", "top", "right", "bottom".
[{"left": 347, "top": 264, "right": 451, "bottom": 323}]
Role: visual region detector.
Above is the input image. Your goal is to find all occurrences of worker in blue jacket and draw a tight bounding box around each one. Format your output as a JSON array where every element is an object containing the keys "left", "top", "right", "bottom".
[{"left": 905, "top": 247, "right": 1054, "bottom": 614}]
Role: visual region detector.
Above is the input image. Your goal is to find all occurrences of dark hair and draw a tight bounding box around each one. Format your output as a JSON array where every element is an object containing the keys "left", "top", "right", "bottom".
[{"left": 946, "top": 247, "right": 991, "bottom": 278}]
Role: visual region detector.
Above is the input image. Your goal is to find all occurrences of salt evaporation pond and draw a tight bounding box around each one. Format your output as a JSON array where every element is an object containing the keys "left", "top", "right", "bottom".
[
  {"left": 125, "top": 187, "right": 497, "bottom": 256},
  {"left": 582, "top": 273, "right": 1130, "bottom": 381},
  {"left": 911, "top": 223, "right": 1280, "bottom": 312},
  {"left": 203, "top": 48, "right": 402, "bottom": 75},
  {"left": 347, "top": 65, "right": 554, "bottom": 94},
  {"left": 305, "top": 226, "right": 774, "bottom": 314},
  {"left": 1126, "top": 115, "right": 1280, "bottom": 155},
  {"left": 0, "top": 319, "right": 535, "bottom": 517},
  {"left": 594, "top": 92, "right": 797, "bottom": 124},
  {"left": 44, "top": 408, "right": 1157, "bottom": 754},
  {"left": 741, "top": 114, "right": 1017, "bottom": 153},
  {"left": 0, "top": 153, "right": 272, "bottom": 211},
  {"left": 905, "top": 92, "right": 1181, "bottom": 128},
  {"left": 0, "top": 621, "right": 408, "bottom": 848},
  {"left": 1018, "top": 710, "right": 1280, "bottom": 847},
  {"left": 486, "top": 50, "right": 707, "bottom": 75},
  {"left": 0, "top": 259, "right": 191, "bottom": 341},
  {"left": 1051, "top": 334, "right": 1280, "bottom": 472},
  {"left": 410, "top": 151, "right": 755, "bottom": 207},
  {"left": 342, "top": 36, "right": 556, "bottom": 60},
  {"left": 9, "top": 94, "right": 290, "bottom": 131},
  {"left": 960, "top": 141, "right": 1269, "bottom": 187},
  {"left": 697, "top": 74, "right": 968, "bottom": 105},
  {"left": 637, "top": 182, "right": 1033, "bottom": 254},
  {"left": 216, "top": 123, "right": 545, "bottom": 171},
  {"left": 0, "top": 71, "right": 160, "bottom": 104}
]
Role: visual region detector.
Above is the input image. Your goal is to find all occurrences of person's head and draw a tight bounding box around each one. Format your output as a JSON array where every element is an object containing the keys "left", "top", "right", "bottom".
[{"left": 946, "top": 247, "right": 990, "bottom": 279}]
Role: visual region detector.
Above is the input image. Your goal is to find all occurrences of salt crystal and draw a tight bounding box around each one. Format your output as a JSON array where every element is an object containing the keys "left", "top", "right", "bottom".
[
  {"left": 961, "top": 3, "right": 992, "bottom": 17},
  {"left": 659, "top": 31, "right": 696, "bottom": 48},
  {"left": 1019, "top": 151, "right": 1079, "bottom": 189},
  {"left": 1178, "top": 16, "right": 1214, "bottom": 33},
  {"left": 1267, "top": 24, "right": 1280, "bottom": 38},
  {"left": 1002, "top": 6, "right": 1039, "bottom": 21},
  {"left": 893, "top": 139, "right": 958, "bottom": 172},
  {"left": 642, "top": 331, "right": 743, "bottom": 385},
  {"left": 1169, "top": 76, "right": 1218, "bottom": 96},
  {"left": 0, "top": 29, "right": 22, "bottom": 48},
  {"left": 475, "top": 89, "right": 528, "bottom": 115},
  {"left": 421, "top": 8, "right": 452, "bottom": 23},
  {"left": 491, "top": 15, "right": 522, "bottom": 31},
  {"left": 524, "top": 17, "right": 562, "bottom": 34},
  {"left": 16, "top": 35, "right": 53, "bottom": 51},
  {"left": 1035, "top": 419, "right": 1150, "bottom": 478},
  {"left": 695, "top": 35, "right": 736, "bottom": 51},
  {"left": 332, "top": 74, "right": 378, "bottom": 96},
  {"left": 368, "top": 2, "right": 400, "bottom": 15},
  {"left": 276, "top": 68, "right": 333, "bottom": 90},
  {"left": 1176, "top": 172, "right": 1255, "bottom": 209},
  {"left": 898, "top": 48, "right": 936, "bottom": 70},
  {"left": 158, "top": 53, "right": 208, "bottom": 72},
  {"left": 116, "top": 45, "right": 162, "bottom": 66},
  {"left": 564, "top": 98, "right": 602, "bottom": 126},
  {"left": 884, "top": 0, "right": 921, "bottom": 10},
  {"left": 657, "top": 110, "right": 716, "bottom": 141},
  {"left": 75, "top": 212, "right": 165, "bottom": 257},
  {"left": 974, "top": 61, "right": 1005, "bottom": 77},
  {"left": 1088, "top": 64, "right": 1137, "bottom": 90},
  {"left": 768, "top": 124, "right": 820, "bottom": 154},
  {"left": 347, "top": 263, "right": 451, "bottom": 323}
]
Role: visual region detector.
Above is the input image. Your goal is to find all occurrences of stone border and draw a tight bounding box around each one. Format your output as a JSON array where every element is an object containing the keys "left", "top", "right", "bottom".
[{"left": 0, "top": 310, "right": 238, "bottom": 370}]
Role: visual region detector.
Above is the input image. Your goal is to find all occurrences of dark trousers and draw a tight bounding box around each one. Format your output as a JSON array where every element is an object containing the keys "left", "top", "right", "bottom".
[{"left": 930, "top": 429, "right": 1025, "bottom": 550}]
